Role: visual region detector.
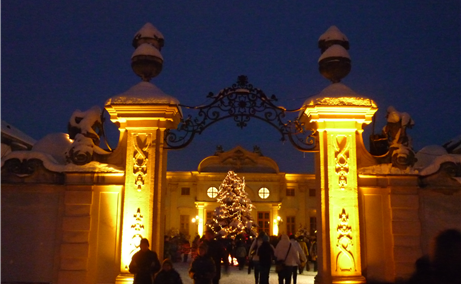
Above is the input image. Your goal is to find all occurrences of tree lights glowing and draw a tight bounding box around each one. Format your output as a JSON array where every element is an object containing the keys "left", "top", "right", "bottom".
[{"left": 207, "top": 171, "right": 257, "bottom": 237}]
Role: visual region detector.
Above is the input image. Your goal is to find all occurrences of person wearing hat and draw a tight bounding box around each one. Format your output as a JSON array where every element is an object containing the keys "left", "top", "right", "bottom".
[
  {"left": 129, "top": 238, "right": 161, "bottom": 284},
  {"left": 153, "top": 259, "right": 183, "bottom": 284}
]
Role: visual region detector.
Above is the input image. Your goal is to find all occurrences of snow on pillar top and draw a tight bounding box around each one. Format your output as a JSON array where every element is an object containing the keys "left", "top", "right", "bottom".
[
  {"left": 318, "top": 26, "right": 351, "bottom": 83},
  {"left": 131, "top": 23, "right": 165, "bottom": 81},
  {"left": 318, "top": 25, "right": 349, "bottom": 53},
  {"left": 132, "top": 22, "right": 164, "bottom": 50}
]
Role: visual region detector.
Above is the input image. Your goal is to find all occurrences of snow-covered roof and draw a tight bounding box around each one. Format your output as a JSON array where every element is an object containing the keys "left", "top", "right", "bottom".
[
  {"left": 1, "top": 150, "right": 123, "bottom": 173},
  {"left": 1, "top": 120, "right": 36, "bottom": 146},
  {"left": 318, "top": 45, "right": 350, "bottom": 62},
  {"left": 302, "top": 83, "right": 377, "bottom": 107},
  {"left": 132, "top": 43, "right": 163, "bottom": 59},
  {"left": 318, "top": 25, "right": 348, "bottom": 42},
  {"left": 134, "top": 22, "right": 164, "bottom": 41},
  {"left": 419, "top": 154, "right": 461, "bottom": 176},
  {"left": 105, "top": 81, "right": 180, "bottom": 105},
  {"left": 359, "top": 144, "right": 461, "bottom": 183},
  {"left": 32, "top": 133, "right": 72, "bottom": 164},
  {"left": 358, "top": 163, "right": 419, "bottom": 175}
]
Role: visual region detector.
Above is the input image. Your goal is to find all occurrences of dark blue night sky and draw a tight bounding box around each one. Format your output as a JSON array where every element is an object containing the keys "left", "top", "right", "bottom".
[{"left": 2, "top": 1, "right": 460, "bottom": 173}]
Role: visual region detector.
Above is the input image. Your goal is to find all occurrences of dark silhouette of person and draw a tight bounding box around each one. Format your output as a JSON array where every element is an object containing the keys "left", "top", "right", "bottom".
[
  {"left": 432, "top": 229, "right": 461, "bottom": 284},
  {"left": 257, "top": 233, "right": 275, "bottom": 284},
  {"left": 407, "top": 229, "right": 461, "bottom": 284},
  {"left": 129, "top": 238, "right": 161, "bottom": 284},
  {"left": 202, "top": 229, "right": 229, "bottom": 284},
  {"left": 189, "top": 242, "right": 216, "bottom": 284},
  {"left": 153, "top": 258, "right": 183, "bottom": 284},
  {"left": 235, "top": 240, "right": 247, "bottom": 270}
]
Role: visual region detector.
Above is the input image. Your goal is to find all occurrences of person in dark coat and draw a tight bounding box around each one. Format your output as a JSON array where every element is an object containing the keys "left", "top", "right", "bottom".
[
  {"left": 129, "top": 238, "right": 161, "bottom": 284},
  {"left": 189, "top": 243, "right": 216, "bottom": 284},
  {"left": 235, "top": 240, "right": 247, "bottom": 270},
  {"left": 182, "top": 239, "right": 191, "bottom": 262},
  {"left": 257, "top": 234, "right": 275, "bottom": 284},
  {"left": 153, "top": 259, "right": 183, "bottom": 284},
  {"left": 202, "top": 229, "right": 229, "bottom": 284},
  {"left": 248, "top": 231, "right": 266, "bottom": 284}
]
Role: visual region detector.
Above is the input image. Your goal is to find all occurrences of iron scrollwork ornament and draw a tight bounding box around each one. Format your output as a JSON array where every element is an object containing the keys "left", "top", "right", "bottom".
[{"left": 164, "top": 76, "right": 317, "bottom": 152}]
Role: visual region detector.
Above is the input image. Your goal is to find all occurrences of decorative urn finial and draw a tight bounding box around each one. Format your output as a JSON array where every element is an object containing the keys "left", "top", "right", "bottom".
[
  {"left": 318, "top": 26, "right": 351, "bottom": 83},
  {"left": 131, "top": 23, "right": 164, "bottom": 81}
]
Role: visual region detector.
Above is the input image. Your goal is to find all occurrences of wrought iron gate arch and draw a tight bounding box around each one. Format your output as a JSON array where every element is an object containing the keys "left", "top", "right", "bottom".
[{"left": 164, "top": 75, "right": 318, "bottom": 152}]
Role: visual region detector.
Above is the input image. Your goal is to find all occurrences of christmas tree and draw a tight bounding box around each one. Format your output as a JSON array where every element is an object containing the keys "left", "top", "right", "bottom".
[{"left": 207, "top": 171, "right": 257, "bottom": 238}]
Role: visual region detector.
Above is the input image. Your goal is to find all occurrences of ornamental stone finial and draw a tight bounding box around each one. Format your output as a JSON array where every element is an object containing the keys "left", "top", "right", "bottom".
[
  {"left": 318, "top": 26, "right": 351, "bottom": 83},
  {"left": 131, "top": 23, "right": 164, "bottom": 81}
]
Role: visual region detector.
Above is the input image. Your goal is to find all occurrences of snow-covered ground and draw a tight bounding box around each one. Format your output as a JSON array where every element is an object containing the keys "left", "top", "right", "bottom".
[{"left": 171, "top": 260, "right": 317, "bottom": 284}]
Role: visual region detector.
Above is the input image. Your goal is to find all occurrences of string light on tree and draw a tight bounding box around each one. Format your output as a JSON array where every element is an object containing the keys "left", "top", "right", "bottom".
[{"left": 207, "top": 171, "right": 257, "bottom": 238}]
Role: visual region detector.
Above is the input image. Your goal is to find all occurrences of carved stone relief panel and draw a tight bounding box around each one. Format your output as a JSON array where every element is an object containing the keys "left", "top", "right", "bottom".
[
  {"left": 132, "top": 134, "right": 152, "bottom": 191},
  {"left": 336, "top": 208, "right": 356, "bottom": 272},
  {"left": 335, "top": 135, "right": 350, "bottom": 190}
]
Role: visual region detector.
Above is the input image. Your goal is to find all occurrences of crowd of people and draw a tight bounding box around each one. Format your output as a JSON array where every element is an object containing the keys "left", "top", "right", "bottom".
[
  {"left": 129, "top": 230, "right": 318, "bottom": 284},
  {"left": 129, "top": 228, "right": 461, "bottom": 284}
]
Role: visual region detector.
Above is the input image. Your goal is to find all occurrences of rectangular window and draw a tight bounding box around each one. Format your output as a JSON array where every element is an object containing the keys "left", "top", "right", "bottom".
[
  {"left": 286, "top": 188, "right": 295, "bottom": 196},
  {"left": 206, "top": 211, "right": 213, "bottom": 224},
  {"left": 180, "top": 215, "right": 189, "bottom": 235},
  {"left": 310, "top": 216, "right": 317, "bottom": 235},
  {"left": 309, "top": 188, "right": 316, "bottom": 197},
  {"left": 286, "top": 216, "right": 296, "bottom": 235},
  {"left": 181, "top": 187, "right": 190, "bottom": 195},
  {"left": 257, "top": 211, "right": 270, "bottom": 235}
]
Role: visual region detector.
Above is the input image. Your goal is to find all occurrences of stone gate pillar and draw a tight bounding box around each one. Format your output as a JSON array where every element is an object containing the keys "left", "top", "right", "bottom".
[
  {"left": 106, "top": 82, "right": 181, "bottom": 283},
  {"left": 105, "top": 23, "right": 182, "bottom": 283},
  {"left": 300, "top": 83, "right": 377, "bottom": 284}
]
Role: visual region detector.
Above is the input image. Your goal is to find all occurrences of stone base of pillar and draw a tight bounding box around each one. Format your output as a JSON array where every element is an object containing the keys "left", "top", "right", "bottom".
[
  {"left": 116, "top": 273, "right": 134, "bottom": 284},
  {"left": 332, "top": 275, "right": 367, "bottom": 284}
]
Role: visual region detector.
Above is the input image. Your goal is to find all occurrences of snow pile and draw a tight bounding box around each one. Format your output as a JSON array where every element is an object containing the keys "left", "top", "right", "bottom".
[
  {"left": 105, "top": 81, "right": 180, "bottom": 105},
  {"left": 419, "top": 154, "right": 461, "bottom": 176},
  {"left": 132, "top": 43, "right": 163, "bottom": 59},
  {"left": 1, "top": 150, "right": 123, "bottom": 173},
  {"left": 302, "top": 83, "right": 376, "bottom": 107},
  {"left": 358, "top": 163, "right": 418, "bottom": 175},
  {"left": 32, "top": 133, "right": 72, "bottom": 164},
  {"left": 133, "top": 22, "right": 164, "bottom": 43},
  {"left": 359, "top": 143, "right": 461, "bottom": 180},
  {"left": 319, "top": 25, "right": 348, "bottom": 42},
  {"left": 319, "top": 45, "right": 350, "bottom": 62}
]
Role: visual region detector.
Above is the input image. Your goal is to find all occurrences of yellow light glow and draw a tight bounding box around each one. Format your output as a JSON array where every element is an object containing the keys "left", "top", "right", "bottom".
[{"left": 300, "top": 98, "right": 375, "bottom": 283}]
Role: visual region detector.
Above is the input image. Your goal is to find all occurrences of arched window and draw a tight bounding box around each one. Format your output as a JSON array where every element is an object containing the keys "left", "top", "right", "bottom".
[
  {"left": 258, "top": 187, "right": 270, "bottom": 199},
  {"left": 207, "top": 187, "right": 218, "bottom": 198}
]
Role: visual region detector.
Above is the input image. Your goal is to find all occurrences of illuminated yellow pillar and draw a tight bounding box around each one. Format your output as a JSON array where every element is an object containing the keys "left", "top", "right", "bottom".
[
  {"left": 105, "top": 84, "right": 181, "bottom": 283},
  {"left": 301, "top": 83, "right": 377, "bottom": 284},
  {"left": 195, "top": 202, "right": 206, "bottom": 237},
  {"left": 271, "top": 203, "right": 281, "bottom": 236}
]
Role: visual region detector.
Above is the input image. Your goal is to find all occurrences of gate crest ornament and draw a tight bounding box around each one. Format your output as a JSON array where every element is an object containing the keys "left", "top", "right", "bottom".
[{"left": 164, "top": 76, "right": 317, "bottom": 152}]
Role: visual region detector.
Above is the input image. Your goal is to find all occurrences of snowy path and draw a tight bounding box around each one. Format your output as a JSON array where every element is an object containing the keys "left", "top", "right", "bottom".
[{"left": 172, "top": 261, "right": 317, "bottom": 284}]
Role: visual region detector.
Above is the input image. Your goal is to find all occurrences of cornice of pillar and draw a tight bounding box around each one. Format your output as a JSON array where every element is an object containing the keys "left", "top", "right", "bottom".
[
  {"left": 105, "top": 103, "right": 182, "bottom": 130},
  {"left": 303, "top": 105, "right": 377, "bottom": 126}
]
